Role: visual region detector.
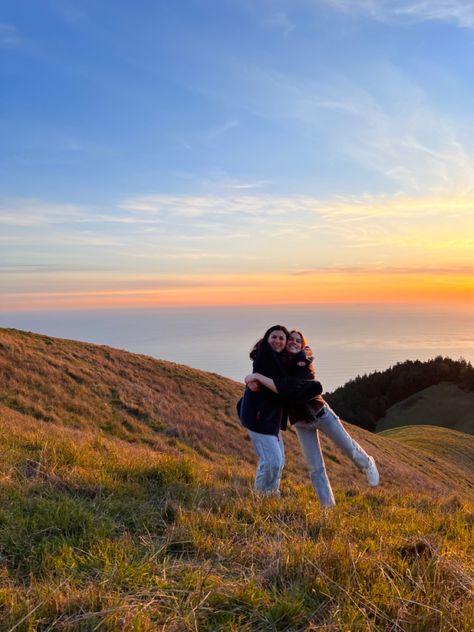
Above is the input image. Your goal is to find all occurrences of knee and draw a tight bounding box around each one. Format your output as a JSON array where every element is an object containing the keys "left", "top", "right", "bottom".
[
  {"left": 264, "top": 454, "right": 284, "bottom": 475},
  {"left": 309, "top": 464, "right": 327, "bottom": 479}
]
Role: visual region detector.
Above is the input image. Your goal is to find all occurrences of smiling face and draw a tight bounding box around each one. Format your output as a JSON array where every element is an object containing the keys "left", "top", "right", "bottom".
[
  {"left": 287, "top": 331, "right": 303, "bottom": 354},
  {"left": 267, "top": 329, "right": 287, "bottom": 353}
]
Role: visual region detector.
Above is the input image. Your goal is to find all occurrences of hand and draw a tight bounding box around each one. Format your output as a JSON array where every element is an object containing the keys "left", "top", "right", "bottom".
[
  {"left": 247, "top": 380, "right": 260, "bottom": 392},
  {"left": 245, "top": 373, "right": 259, "bottom": 384}
]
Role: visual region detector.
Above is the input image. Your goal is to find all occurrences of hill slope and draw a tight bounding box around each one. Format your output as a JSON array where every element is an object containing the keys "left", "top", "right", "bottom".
[
  {"left": 380, "top": 425, "right": 474, "bottom": 493},
  {"left": 376, "top": 383, "right": 474, "bottom": 434},
  {"left": 0, "top": 327, "right": 472, "bottom": 500},
  {"left": 326, "top": 356, "right": 474, "bottom": 432},
  {"left": 1, "top": 408, "right": 472, "bottom": 631},
  {"left": 0, "top": 328, "right": 473, "bottom": 630}
]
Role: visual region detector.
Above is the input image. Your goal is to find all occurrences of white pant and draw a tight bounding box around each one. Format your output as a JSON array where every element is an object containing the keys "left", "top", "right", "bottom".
[
  {"left": 247, "top": 429, "right": 285, "bottom": 495},
  {"left": 294, "top": 405, "right": 371, "bottom": 507}
]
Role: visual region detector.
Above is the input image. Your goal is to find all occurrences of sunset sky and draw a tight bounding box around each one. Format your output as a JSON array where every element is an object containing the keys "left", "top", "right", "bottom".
[{"left": 1, "top": 0, "right": 473, "bottom": 310}]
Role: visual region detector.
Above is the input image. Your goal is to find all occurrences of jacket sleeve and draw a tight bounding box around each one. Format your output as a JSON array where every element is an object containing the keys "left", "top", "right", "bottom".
[{"left": 273, "top": 376, "right": 323, "bottom": 403}]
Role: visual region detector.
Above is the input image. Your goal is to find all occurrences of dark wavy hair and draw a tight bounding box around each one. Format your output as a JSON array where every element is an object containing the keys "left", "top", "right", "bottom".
[{"left": 250, "top": 325, "right": 290, "bottom": 360}]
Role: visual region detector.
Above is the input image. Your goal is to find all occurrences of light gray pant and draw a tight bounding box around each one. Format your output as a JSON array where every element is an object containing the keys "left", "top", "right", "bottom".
[
  {"left": 247, "top": 429, "right": 285, "bottom": 496},
  {"left": 294, "top": 405, "right": 371, "bottom": 507}
]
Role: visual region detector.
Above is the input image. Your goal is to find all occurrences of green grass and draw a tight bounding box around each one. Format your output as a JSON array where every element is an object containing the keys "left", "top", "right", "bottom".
[
  {"left": 380, "top": 425, "right": 474, "bottom": 485},
  {"left": 376, "top": 383, "right": 474, "bottom": 435},
  {"left": 0, "top": 415, "right": 473, "bottom": 631}
]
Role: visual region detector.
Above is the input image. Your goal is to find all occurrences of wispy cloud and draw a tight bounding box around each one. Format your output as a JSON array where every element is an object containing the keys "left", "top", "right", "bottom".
[
  {"left": 335, "top": 93, "right": 474, "bottom": 193},
  {"left": 49, "top": 0, "right": 88, "bottom": 23},
  {"left": 0, "top": 200, "right": 90, "bottom": 226},
  {"left": 120, "top": 192, "right": 474, "bottom": 222},
  {"left": 0, "top": 23, "right": 28, "bottom": 50},
  {"left": 223, "top": 59, "right": 474, "bottom": 194},
  {"left": 207, "top": 119, "right": 239, "bottom": 140},
  {"left": 0, "top": 199, "right": 159, "bottom": 228},
  {"left": 291, "top": 264, "right": 474, "bottom": 276},
  {"left": 323, "top": 0, "right": 474, "bottom": 28},
  {"left": 263, "top": 11, "right": 295, "bottom": 36},
  {"left": 0, "top": 263, "right": 112, "bottom": 274},
  {"left": 183, "top": 169, "right": 273, "bottom": 192},
  {"left": 4, "top": 192, "right": 472, "bottom": 230},
  {"left": 313, "top": 193, "right": 474, "bottom": 220},
  {"left": 119, "top": 194, "right": 299, "bottom": 218},
  {"left": 2, "top": 192, "right": 471, "bottom": 276},
  {"left": 225, "top": 180, "right": 272, "bottom": 190}
]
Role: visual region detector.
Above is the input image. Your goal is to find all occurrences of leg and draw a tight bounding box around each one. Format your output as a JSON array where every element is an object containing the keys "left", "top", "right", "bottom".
[
  {"left": 246, "top": 429, "right": 284, "bottom": 495},
  {"left": 294, "top": 422, "right": 336, "bottom": 507},
  {"left": 275, "top": 431, "right": 285, "bottom": 494},
  {"left": 316, "top": 407, "right": 379, "bottom": 486}
]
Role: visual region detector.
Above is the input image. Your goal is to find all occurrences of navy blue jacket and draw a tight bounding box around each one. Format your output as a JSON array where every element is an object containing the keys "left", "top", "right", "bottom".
[{"left": 238, "top": 345, "right": 288, "bottom": 436}]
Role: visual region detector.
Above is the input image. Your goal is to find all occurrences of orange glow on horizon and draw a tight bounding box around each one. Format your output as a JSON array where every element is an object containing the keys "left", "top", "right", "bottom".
[{"left": 2, "top": 270, "right": 473, "bottom": 311}]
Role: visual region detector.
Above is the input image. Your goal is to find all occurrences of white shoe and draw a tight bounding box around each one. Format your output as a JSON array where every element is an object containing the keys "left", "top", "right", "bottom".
[{"left": 365, "top": 456, "right": 379, "bottom": 487}]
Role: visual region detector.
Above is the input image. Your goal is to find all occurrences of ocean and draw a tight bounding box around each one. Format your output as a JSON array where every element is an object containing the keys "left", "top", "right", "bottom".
[{"left": 1, "top": 304, "right": 472, "bottom": 392}]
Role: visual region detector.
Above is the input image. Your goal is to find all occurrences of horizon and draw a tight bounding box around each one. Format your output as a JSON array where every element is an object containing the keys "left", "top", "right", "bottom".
[
  {"left": 1, "top": 303, "right": 472, "bottom": 392},
  {"left": 1, "top": 1, "right": 473, "bottom": 310}
]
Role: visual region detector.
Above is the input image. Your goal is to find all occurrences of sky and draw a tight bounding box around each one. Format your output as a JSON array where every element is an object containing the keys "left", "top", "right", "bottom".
[{"left": 1, "top": 0, "right": 473, "bottom": 310}]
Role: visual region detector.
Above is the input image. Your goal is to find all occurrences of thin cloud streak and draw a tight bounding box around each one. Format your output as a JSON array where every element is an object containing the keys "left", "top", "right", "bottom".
[
  {"left": 0, "top": 200, "right": 93, "bottom": 226},
  {"left": 3, "top": 192, "right": 473, "bottom": 231},
  {"left": 291, "top": 264, "right": 474, "bottom": 276},
  {"left": 0, "top": 23, "right": 27, "bottom": 50},
  {"left": 120, "top": 192, "right": 474, "bottom": 222},
  {"left": 323, "top": 0, "right": 474, "bottom": 28},
  {"left": 262, "top": 11, "right": 296, "bottom": 36},
  {"left": 206, "top": 119, "right": 239, "bottom": 140}
]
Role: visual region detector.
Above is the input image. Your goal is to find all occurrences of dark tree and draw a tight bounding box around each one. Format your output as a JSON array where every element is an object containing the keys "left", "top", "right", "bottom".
[{"left": 324, "top": 357, "right": 474, "bottom": 432}]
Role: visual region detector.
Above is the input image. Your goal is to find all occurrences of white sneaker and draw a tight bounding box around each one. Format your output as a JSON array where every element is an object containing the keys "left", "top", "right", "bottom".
[{"left": 365, "top": 456, "right": 379, "bottom": 487}]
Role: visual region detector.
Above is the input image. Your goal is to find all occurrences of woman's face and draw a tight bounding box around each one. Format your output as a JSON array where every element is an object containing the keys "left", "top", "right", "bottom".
[
  {"left": 267, "top": 329, "right": 287, "bottom": 353},
  {"left": 287, "top": 331, "right": 303, "bottom": 354}
]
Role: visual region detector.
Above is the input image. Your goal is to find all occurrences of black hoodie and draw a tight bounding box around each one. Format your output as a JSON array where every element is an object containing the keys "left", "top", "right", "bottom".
[{"left": 238, "top": 344, "right": 288, "bottom": 436}]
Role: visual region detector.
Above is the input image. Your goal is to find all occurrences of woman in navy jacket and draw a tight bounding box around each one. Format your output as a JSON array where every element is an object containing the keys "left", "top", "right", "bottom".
[{"left": 238, "top": 325, "right": 289, "bottom": 496}]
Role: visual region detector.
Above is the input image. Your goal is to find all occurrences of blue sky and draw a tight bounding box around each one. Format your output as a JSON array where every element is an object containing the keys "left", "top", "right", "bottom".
[{"left": 1, "top": 0, "right": 473, "bottom": 309}]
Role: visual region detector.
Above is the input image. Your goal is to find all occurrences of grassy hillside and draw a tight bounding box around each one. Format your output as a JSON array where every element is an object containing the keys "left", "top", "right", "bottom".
[
  {"left": 380, "top": 425, "right": 474, "bottom": 482},
  {"left": 1, "top": 405, "right": 473, "bottom": 631},
  {"left": 376, "top": 383, "right": 474, "bottom": 435},
  {"left": 0, "top": 327, "right": 244, "bottom": 459},
  {"left": 326, "top": 356, "right": 474, "bottom": 432},
  {"left": 0, "top": 328, "right": 473, "bottom": 630},
  {"left": 0, "top": 327, "right": 472, "bottom": 500}
]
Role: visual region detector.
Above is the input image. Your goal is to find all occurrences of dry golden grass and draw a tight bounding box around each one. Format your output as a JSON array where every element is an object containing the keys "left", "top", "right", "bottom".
[
  {"left": 1, "top": 328, "right": 473, "bottom": 501},
  {"left": 0, "top": 410, "right": 472, "bottom": 631},
  {"left": 0, "top": 328, "right": 473, "bottom": 630}
]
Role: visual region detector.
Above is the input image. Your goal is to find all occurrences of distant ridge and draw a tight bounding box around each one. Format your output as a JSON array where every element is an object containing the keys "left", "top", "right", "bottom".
[
  {"left": 377, "top": 383, "right": 474, "bottom": 435},
  {"left": 326, "top": 356, "right": 474, "bottom": 432}
]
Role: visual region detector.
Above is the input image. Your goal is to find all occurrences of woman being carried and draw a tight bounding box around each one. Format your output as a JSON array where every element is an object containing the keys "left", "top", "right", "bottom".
[
  {"left": 245, "top": 329, "right": 379, "bottom": 507},
  {"left": 238, "top": 325, "right": 290, "bottom": 496}
]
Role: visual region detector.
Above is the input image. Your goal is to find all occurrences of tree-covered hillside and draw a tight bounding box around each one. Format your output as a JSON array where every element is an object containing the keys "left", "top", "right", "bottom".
[{"left": 325, "top": 356, "right": 474, "bottom": 432}]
